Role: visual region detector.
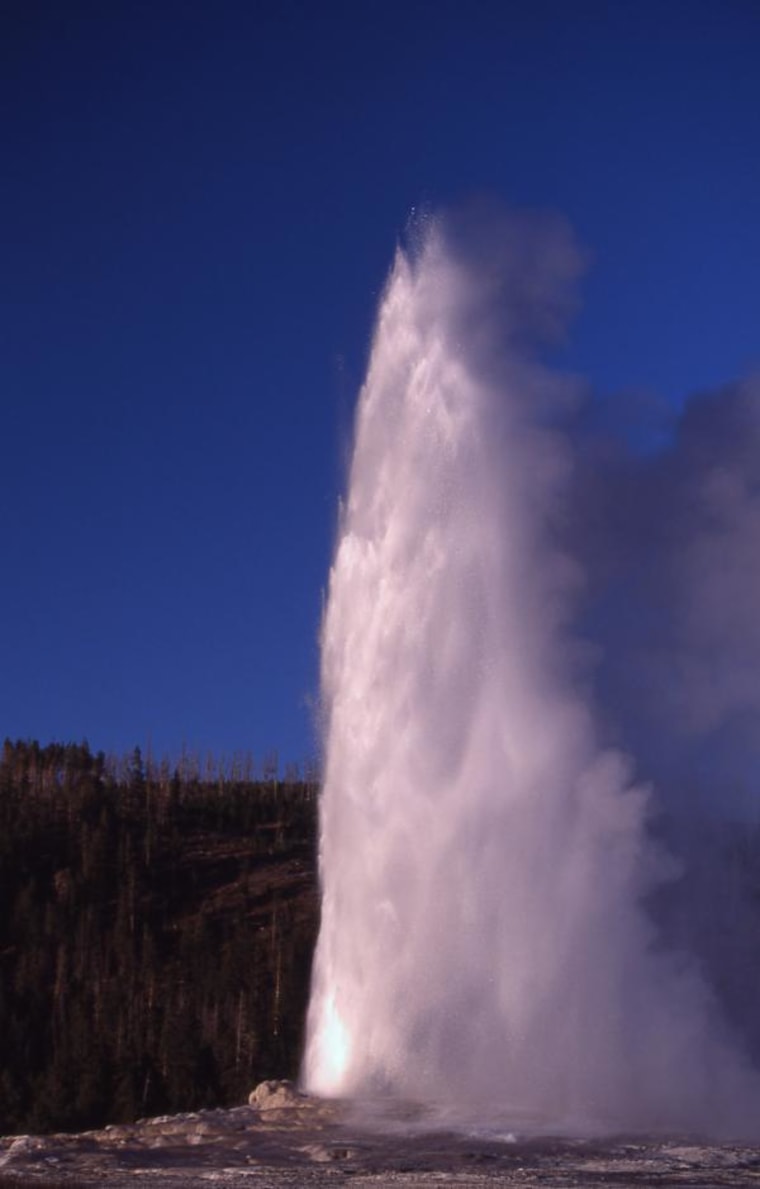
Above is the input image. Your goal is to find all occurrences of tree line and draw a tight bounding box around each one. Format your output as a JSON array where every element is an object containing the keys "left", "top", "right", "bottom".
[{"left": 0, "top": 738, "right": 320, "bottom": 1135}]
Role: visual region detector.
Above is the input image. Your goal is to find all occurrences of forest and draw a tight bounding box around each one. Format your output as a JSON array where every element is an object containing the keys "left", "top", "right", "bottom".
[
  {"left": 0, "top": 739, "right": 320, "bottom": 1136},
  {"left": 4, "top": 738, "right": 760, "bottom": 1143}
]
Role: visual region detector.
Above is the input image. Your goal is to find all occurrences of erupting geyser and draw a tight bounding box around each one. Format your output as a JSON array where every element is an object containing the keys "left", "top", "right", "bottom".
[{"left": 304, "top": 208, "right": 760, "bottom": 1137}]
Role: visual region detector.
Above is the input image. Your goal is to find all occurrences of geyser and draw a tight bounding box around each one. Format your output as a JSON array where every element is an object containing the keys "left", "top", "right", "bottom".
[{"left": 304, "top": 209, "right": 760, "bottom": 1137}]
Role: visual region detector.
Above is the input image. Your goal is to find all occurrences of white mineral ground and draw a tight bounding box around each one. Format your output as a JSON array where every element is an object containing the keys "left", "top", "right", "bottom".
[{"left": 2, "top": 1081, "right": 760, "bottom": 1187}]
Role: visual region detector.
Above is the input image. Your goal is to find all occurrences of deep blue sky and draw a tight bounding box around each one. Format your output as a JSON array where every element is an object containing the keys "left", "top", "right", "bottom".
[{"left": 2, "top": 1, "right": 758, "bottom": 768}]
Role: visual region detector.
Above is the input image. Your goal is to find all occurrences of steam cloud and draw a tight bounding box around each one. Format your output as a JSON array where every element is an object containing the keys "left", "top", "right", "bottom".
[
  {"left": 577, "top": 376, "right": 760, "bottom": 794},
  {"left": 304, "top": 203, "right": 760, "bottom": 1138}
]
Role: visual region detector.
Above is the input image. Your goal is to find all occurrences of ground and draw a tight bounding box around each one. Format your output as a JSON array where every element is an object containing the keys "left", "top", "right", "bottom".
[{"left": 2, "top": 1084, "right": 760, "bottom": 1187}]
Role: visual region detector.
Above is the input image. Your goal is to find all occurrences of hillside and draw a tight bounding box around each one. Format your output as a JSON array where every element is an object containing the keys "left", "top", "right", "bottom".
[{"left": 0, "top": 740, "right": 320, "bottom": 1135}]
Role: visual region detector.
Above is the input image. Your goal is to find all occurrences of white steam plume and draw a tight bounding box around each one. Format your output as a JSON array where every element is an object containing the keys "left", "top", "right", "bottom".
[
  {"left": 304, "top": 206, "right": 760, "bottom": 1137},
  {"left": 573, "top": 374, "right": 760, "bottom": 1068}
]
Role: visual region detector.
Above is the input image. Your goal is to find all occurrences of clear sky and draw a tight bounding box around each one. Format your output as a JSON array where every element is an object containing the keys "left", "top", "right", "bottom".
[{"left": 2, "top": 0, "right": 758, "bottom": 768}]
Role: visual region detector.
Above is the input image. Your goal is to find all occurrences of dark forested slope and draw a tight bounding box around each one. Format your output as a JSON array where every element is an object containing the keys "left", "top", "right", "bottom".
[{"left": 0, "top": 740, "right": 319, "bottom": 1135}]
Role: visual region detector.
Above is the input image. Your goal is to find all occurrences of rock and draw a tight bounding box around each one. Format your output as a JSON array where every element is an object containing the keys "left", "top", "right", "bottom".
[
  {"left": 0, "top": 1135, "right": 48, "bottom": 1165},
  {"left": 248, "top": 1078, "right": 307, "bottom": 1110}
]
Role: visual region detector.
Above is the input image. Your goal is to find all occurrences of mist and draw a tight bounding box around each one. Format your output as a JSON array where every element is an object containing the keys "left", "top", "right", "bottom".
[
  {"left": 304, "top": 202, "right": 760, "bottom": 1138},
  {"left": 573, "top": 372, "right": 760, "bottom": 1075}
]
